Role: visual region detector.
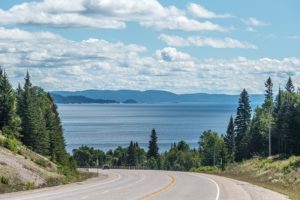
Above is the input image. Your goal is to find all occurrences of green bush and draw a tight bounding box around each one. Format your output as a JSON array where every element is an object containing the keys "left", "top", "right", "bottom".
[
  {"left": 0, "top": 176, "right": 9, "bottom": 185},
  {"left": 0, "top": 138, "right": 4, "bottom": 146},
  {"left": 4, "top": 138, "right": 19, "bottom": 153},
  {"left": 190, "top": 166, "right": 219, "bottom": 173},
  {"left": 24, "top": 182, "right": 35, "bottom": 190},
  {"left": 34, "top": 158, "right": 51, "bottom": 168}
]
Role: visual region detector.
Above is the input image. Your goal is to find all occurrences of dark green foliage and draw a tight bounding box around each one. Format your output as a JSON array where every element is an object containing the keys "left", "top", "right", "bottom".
[
  {"left": 19, "top": 73, "right": 49, "bottom": 155},
  {"left": 161, "top": 141, "right": 200, "bottom": 171},
  {"left": 234, "top": 89, "right": 252, "bottom": 161},
  {"left": 126, "top": 141, "right": 145, "bottom": 166},
  {"left": 224, "top": 116, "right": 235, "bottom": 162},
  {"left": 247, "top": 108, "right": 266, "bottom": 156},
  {"left": 44, "top": 94, "right": 67, "bottom": 165},
  {"left": 263, "top": 77, "right": 274, "bottom": 109},
  {"left": 0, "top": 68, "right": 20, "bottom": 136},
  {"left": 0, "top": 71, "right": 72, "bottom": 172},
  {"left": 285, "top": 77, "right": 295, "bottom": 93},
  {"left": 73, "top": 146, "right": 106, "bottom": 167},
  {"left": 147, "top": 129, "right": 159, "bottom": 160}
]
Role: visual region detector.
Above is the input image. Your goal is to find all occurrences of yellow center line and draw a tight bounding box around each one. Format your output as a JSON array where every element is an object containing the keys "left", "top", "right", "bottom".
[{"left": 139, "top": 174, "right": 176, "bottom": 200}]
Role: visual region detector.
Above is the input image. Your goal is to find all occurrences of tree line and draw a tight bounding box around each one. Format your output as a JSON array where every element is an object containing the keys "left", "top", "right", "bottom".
[
  {"left": 0, "top": 69, "right": 75, "bottom": 173},
  {"left": 73, "top": 77, "right": 300, "bottom": 170}
]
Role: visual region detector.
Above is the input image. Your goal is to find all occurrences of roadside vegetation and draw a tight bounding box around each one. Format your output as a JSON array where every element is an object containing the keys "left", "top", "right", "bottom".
[{"left": 0, "top": 69, "right": 95, "bottom": 193}]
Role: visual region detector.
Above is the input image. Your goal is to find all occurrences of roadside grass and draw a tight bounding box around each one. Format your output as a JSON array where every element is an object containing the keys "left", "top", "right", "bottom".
[
  {"left": 0, "top": 171, "right": 97, "bottom": 194},
  {"left": 216, "top": 171, "right": 300, "bottom": 200},
  {"left": 192, "top": 156, "right": 300, "bottom": 200}
]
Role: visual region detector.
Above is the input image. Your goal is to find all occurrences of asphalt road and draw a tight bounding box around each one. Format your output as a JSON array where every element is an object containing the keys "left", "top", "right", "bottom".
[{"left": 0, "top": 169, "right": 289, "bottom": 200}]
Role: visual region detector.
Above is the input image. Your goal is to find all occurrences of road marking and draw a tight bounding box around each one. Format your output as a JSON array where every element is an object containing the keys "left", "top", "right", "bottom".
[
  {"left": 101, "top": 172, "right": 146, "bottom": 194},
  {"left": 188, "top": 173, "right": 220, "bottom": 200},
  {"left": 139, "top": 174, "right": 176, "bottom": 200},
  {"left": 13, "top": 172, "right": 122, "bottom": 200}
]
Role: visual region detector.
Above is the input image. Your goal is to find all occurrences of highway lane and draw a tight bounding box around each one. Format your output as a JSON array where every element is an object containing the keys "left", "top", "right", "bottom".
[{"left": 0, "top": 169, "right": 288, "bottom": 200}]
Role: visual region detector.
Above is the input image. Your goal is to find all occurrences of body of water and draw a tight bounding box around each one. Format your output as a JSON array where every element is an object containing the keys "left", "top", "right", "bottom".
[{"left": 57, "top": 103, "right": 247, "bottom": 153}]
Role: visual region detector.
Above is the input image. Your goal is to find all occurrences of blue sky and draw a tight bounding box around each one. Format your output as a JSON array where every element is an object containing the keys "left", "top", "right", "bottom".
[{"left": 0, "top": 0, "right": 299, "bottom": 94}]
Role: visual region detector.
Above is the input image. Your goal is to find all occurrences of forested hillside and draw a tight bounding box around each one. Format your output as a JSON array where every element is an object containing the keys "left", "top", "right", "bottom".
[{"left": 0, "top": 69, "right": 85, "bottom": 192}]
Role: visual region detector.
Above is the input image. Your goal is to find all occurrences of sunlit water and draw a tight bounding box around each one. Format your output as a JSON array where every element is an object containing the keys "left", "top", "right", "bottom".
[{"left": 57, "top": 103, "right": 259, "bottom": 153}]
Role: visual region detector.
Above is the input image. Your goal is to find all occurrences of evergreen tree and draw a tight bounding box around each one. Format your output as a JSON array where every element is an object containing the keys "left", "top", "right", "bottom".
[
  {"left": 147, "top": 129, "right": 159, "bottom": 160},
  {"left": 234, "top": 89, "right": 252, "bottom": 161},
  {"left": 224, "top": 116, "right": 235, "bottom": 162},
  {"left": 45, "top": 93, "right": 67, "bottom": 164},
  {"left": 263, "top": 77, "right": 273, "bottom": 109},
  {"left": 0, "top": 69, "right": 20, "bottom": 136},
  {"left": 285, "top": 77, "right": 295, "bottom": 93},
  {"left": 20, "top": 72, "right": 50, "bottom": 155},
  {"left": 127, "top": 141, "right": 135, "bottom": 166},
  {"left": 247, "top": 108, "right": 265, "bottom": 156}
]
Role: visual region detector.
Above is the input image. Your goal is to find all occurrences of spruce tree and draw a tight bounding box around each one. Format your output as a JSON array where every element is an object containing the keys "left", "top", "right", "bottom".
[
  {"left": 263, "top": 77, "right": 273, "bottom": 109},
  {"left": 285, "top": 77, "right": 295, "bottom": 93},
  {"left": 127, "top": 141, "right": 136, "bottom": 166},
  {"left": 147, "top": 129, "right": 159, "bottom": 160},
  {"left": 234, "top": 89, "right": 252, "bottom": 161},
  {"left": 224, "top": 116, "right": 235, "bottom": 162},
  {"left": 45, "top": 93, "right": 67, "bottom": 164},
  {"left": 248, "top": 109, "right": 265, "bottom": 156},
  {"left": 0, "top": 69, "right": 20, "bottom": 135},
  {"left": 20, "top": 72, "right": 50, "bottom": 155}
]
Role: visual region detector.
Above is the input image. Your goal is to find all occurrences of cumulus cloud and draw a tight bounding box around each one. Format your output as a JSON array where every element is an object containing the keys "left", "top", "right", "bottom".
[
  {"left": 155, "top": 47, "right": 192, "bottom": 62},
  {"left": 1, "top": 27, "right": 299, "bottom": 94},
  {"left": 187, "top": 3, "right": 233, "bottom": 19},
  {"left": 0, "top": 0, "right": 225, "bottom": 32},
  {"left": 159, "top": 34, "right": 257, "bottom": 49}
]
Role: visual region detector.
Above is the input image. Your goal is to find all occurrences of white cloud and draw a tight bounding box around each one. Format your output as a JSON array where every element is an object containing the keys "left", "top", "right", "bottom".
[
  {"left": 242, "top": 17, "right": 268, "bottom": 27},
  {"left": 155, "top": 47, "right": 192, "bottom": 62},
  {"left": 187, "top": 3, "right": 233, "bottom": 19},
  {"left": 0, "top": 0, "right": 226, "bottom": 32},
  {"left": 1, "top": 27, "right": 299, "bottom": 94},
  {"left": 159, "top": 34, "right": 257, "bottom": 49}
]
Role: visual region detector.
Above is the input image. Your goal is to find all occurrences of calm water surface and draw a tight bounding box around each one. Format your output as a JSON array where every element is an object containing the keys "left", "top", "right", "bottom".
[{"left": 57, "top": 103, "right": 248, "bottom": 153}]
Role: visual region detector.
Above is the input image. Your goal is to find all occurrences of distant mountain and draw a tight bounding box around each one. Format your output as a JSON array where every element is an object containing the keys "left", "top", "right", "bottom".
[
  {"left": 51, "top": 90, "right": 264, "bottom": 104},
  {"left": 51, "top": 94, "right": 119, "bottom": 104}
]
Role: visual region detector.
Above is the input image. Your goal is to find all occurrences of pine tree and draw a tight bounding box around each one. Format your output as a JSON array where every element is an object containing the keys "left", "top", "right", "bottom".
[
  {"left": 0, "top": 69, "right": 20, "bottom": 136},
  {"left": 224, "top": 116, "right": 235, "bottom": 162},
  {"left": 234, "top": 89, "right": 252, "bottom": 161},
  {"left": 285, "top": 77, "right": 295, "bottom": 93},
  {"left": 147, "top": 129, "right": 159, "bottom": 160}
]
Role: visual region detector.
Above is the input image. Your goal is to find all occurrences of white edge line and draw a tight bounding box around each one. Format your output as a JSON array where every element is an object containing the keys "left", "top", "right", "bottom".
[
  {"left": 188, "top": 173, "right": 220, "bottom": 200},
  {"left": 15, "top": 172, "right": 122, "bottom": 200}
]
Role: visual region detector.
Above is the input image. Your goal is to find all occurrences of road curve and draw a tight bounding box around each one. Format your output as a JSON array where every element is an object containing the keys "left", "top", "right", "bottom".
[{"left": 0, "top": 169, "right": 288, "bottom": 200}]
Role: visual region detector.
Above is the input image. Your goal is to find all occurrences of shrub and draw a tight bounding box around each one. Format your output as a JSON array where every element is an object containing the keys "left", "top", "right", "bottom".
[
  {"left": 190, "top": 166, "right": 219, "bottom": 173},
  {"left": 0, "top": 176, "right": 9, "bottom": 185},
  {"left": 34, "top": 158, "right": 51, "bottom": 168},
  {"left": 24, "top": 182, "right": 35, "bottom": 190},
  {"left": 4, "top": 138, "right": 19, "bottom": 153}
]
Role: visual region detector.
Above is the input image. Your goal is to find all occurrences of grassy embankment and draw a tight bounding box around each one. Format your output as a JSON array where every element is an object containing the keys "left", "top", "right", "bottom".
[
  {"left": 192, "top": 156, "right": 300, "bottom": 200},
  {"left": 0, "top": 134, "right": 97, "bottom": 194}
]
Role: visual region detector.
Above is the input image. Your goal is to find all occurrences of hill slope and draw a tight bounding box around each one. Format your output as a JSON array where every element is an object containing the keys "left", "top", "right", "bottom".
[
  {"left": 214, "top": 157, "right": 300, "bottom": 200},
  {"left": 0, "top": 134, "right": 95, "bottom": 193}
]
